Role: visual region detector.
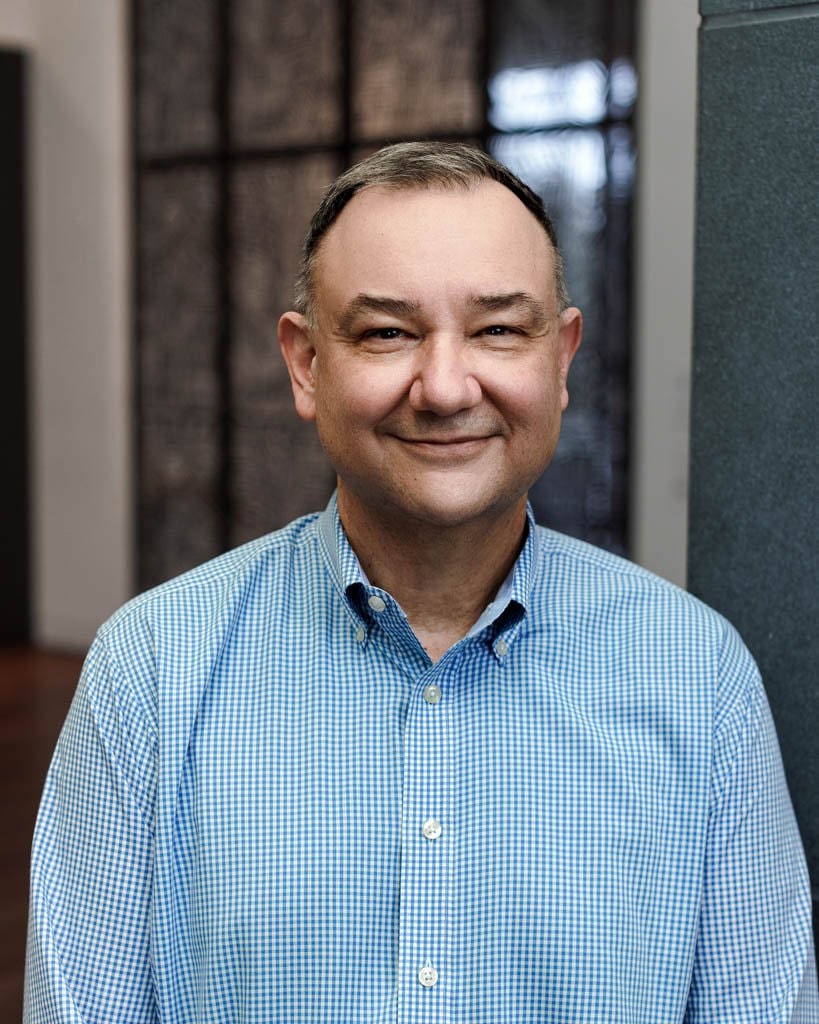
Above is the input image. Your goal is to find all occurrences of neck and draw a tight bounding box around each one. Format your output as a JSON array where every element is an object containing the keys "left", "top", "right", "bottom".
[{"left": 337, "top": 487, "right": 527, "bottom": 662}]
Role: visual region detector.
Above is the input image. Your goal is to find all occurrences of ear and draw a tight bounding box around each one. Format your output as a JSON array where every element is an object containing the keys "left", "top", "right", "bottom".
[
  {"left": 278, "top": 311, "right": 318, "bottom": 422},
  {"left": 556, "top": 306, "right": 583, "bottom": 411}
]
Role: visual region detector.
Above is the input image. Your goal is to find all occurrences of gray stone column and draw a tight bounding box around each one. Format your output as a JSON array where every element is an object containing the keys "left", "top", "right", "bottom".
[{"left": 689, "top": 0, "right": 818, "bottom": 946}]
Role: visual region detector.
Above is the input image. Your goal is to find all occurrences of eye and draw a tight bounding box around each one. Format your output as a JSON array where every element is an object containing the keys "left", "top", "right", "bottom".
[
  {"left": 365, "top": 327, "right": 407, "bottom": 341},
  {"left": 357, "top": 325, "right": 418, "bottom": 351},
  {"left": 476, "top": 324, "right": 523, "bottom": 340}
]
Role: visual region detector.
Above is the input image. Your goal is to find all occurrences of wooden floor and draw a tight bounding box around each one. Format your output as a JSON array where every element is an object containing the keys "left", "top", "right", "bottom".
[{"left": 0, "top": 646, "right": 83, "bottom": 1020}]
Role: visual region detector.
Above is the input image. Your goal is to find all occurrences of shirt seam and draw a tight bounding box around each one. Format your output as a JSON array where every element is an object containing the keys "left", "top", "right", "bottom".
[
  {"left": 709, "top": 624, "right": 759, "bottom": 812},
  {"left": 84, "top": 638, "right": 158, "bottom": 838}
]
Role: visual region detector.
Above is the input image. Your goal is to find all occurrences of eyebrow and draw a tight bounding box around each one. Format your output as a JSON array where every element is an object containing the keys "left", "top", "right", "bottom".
[
  {"left": 335, "top": 294, "right": 423, "bottom": 335},
  {"left": 465, "top": 292, "right": 551, "bottom": 320},
  {"left": 333, "top": 290, "right": 552, "bottom": 335}
]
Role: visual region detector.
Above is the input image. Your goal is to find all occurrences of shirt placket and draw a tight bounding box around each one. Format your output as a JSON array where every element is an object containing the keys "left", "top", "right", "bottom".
[{"left": 397, "top": 662, "right": 453, "bottom": 1023}]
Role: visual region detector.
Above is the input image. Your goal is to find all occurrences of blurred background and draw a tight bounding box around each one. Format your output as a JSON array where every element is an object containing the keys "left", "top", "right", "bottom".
[
  {"left": 2, "top": 0, "right": 816, "bottom": 1017},
  {"left": 1, "top": 0, "right": 696, "bottom": 656}
]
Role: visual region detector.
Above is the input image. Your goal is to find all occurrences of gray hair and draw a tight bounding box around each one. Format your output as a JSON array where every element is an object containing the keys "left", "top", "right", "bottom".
[{"left": 294, "top": 142, "right": 570, "bottom": 325}]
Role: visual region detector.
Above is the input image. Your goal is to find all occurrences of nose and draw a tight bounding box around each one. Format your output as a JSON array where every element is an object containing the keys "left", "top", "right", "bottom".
[{"left": 408, "top": 335, "right": 482, "bottom": 416}]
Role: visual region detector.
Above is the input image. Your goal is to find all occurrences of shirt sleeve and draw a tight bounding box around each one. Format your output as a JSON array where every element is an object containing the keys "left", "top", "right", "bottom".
[
  {"left": 24, "top": 637, "right": 157, "bottom": 1024},
  {"left": 684, "top": 624, "right": 818, "bottom": 1022}
]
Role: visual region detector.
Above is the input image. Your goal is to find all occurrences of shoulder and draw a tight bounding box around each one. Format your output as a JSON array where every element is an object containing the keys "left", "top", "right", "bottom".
[
  {"left": 102, "top": 513, "right": 320, "bottom": 641},
  {"left": 60, "top": 514, "right": 326, "bottom": 814},
  {"left": 531, "top": 526, "right": 758, "bottom": 693},
  {"left": 534, "top": 526, "right": 717, "bottom": 622},
  {"left": 89, "top": 513, "right": 323, "bottom": 703}
]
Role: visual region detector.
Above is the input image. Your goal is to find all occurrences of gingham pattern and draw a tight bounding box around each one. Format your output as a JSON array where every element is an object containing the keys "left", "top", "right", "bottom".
[{"left": 25, "top": 496, "right": 817, "bottom": 1023}]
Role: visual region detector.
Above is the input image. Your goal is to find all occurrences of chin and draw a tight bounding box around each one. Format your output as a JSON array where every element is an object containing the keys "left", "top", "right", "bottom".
[{"left": 386, "top": 487, "right": 522, "bottom": 531}]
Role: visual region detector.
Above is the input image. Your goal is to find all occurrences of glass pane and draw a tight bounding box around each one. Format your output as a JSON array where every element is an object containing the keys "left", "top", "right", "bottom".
[
  {"left": 230, "top": 155, "right": 338, "bottom": 546},
  {"left": 136, "top": 0, "right": 219, "bottom": 157},
  {"left": 353, "top": 0, "right": 483, "bottom": 139},
  {"left": 489, "top": 61, "right": 609, "bottom": 131},
  {"left": 138, "top": 168, "right": 222, "bottom": 585},
  {"left": 487, "top": 0, "right": 632, "bottom": 132},
  {"left": 231, "top": 0, "right": 343, "bottom": 148},
  {"left": 490, "top": 130, "right": 629, "bottom": 552},
  {"left": 490, "top": 0, "right": 609, "bottom": 75},
  {"left": 491, "top": 130, "right": 607, "bottom": 311}
]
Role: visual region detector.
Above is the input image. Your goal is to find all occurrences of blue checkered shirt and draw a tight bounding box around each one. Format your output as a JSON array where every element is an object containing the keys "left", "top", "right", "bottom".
[{"left": 25, "top": 497, "right": 817, "bottom": 1022}]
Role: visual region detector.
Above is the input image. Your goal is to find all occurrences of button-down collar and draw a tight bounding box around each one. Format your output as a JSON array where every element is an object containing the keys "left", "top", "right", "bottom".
[{"left": 316, "top": 493, "right": 539, "bottom": 659}]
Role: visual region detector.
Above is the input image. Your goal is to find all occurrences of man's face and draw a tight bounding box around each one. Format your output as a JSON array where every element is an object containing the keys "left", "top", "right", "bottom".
[{"left": 280, "top": 182, "right": 582, "bottom": 532}]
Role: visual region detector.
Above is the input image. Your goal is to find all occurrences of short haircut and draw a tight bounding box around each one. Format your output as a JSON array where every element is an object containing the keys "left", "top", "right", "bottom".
[{"left": 294, "top": 141, "right": 570, "bottom": 325}]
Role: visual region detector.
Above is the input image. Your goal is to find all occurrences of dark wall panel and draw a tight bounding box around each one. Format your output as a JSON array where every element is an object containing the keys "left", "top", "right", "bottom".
[
  {"left": 231, "top": 0, "right": 342, "bottom": 148},
  {"left": 230, "top": 156, "right": 337, "bottom": 547},
  {"left": 138, "top": 168, "right": 223, "bottom": 587},
  {"left": 0, "top": 51, "right": 29, "bottom": 643},
  {"left": 690, "top": 7, "right": 819, "bottom": 898},
  {"left": 136, "top": 0, "right": 219, "bottom": 158},
  {"left": 352, "top": 0, "right": 483, "bottom": 138}
]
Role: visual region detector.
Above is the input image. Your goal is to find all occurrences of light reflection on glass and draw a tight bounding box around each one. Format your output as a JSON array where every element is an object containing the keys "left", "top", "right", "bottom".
[
  {"left": 609, "top": 123, "right": 635, "bottom": 199},
  {"left": 489, "top": 58, "right": 637, "bottom": 131},
  {"left": 489, "top": 60, "right": 608, "bottom": 130},
  {"left": 610, "top": 58, "right": 638, "bottom": 116},
  {"left": 490, "top": 130, "right": 607, "bottom": 197}
]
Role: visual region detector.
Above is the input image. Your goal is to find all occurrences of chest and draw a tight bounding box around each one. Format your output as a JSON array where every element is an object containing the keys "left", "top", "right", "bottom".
[{"left": 158, "top": 637, "right": 708, "bottom": 1022}]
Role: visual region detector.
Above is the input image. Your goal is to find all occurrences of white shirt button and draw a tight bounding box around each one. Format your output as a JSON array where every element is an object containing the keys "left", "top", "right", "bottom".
[
  {"left": 422, "top": 819, "right": 442, "bottom": 840},
  {"left": 368, "top": 595, "right": 386, "bottom": 613},
  {"left": 423, "top": 683, "right": 442, "bottom": 704},
  {"left": 354, "top": 625, "right": 365, "bottom": 643},
  {"left": 418, "top": 964, "right": 438, "bottom": 988},
  {"left": 495, "top": 639, "right": 509, "bottom": 657}
]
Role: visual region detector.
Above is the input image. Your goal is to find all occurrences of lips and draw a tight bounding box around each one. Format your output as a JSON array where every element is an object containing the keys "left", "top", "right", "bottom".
[
  {"left": 400, "top": 436, "right": 488, "bottom": 445},
  {"left": 390, "top": 435, "right": 498, "bottom": 461}
]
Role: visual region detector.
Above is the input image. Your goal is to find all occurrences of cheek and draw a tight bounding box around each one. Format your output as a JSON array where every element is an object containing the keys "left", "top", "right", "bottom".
[
  {"left": 478, "top": 349, "right": 562, "bottom": 410},
  {"left": 532, "top": 363, "right": 566, "bottom": 420},
  {"left": 320, "top": 356, "right": 412, "bottom": 424},
  {"left": 313, "top": 371, "right": 387, "bottom": 438},
  {"left": 492, "top": 377, "right": 560, "bottom": 427}
]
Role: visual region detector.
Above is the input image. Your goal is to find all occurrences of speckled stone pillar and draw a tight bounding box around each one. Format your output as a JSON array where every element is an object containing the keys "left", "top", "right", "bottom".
[{"left": 689, "top": 0, "right": 819, "bottom": 940}]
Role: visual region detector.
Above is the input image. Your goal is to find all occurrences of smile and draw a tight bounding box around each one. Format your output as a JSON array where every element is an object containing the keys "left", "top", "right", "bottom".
[{"left": 394, "top": 436, "right": 495, "bottom": 455}]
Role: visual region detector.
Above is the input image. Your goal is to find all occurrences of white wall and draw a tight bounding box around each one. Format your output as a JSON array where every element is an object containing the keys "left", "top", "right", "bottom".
[
  {"left": 631, "top": 0, "right": 700, "bottom": 587},
  {"left": 1, "top": 0, "right": 132, "bottom": 649},
  {"left": 0, "top": 0, "right": 31, "bottom": 45}
]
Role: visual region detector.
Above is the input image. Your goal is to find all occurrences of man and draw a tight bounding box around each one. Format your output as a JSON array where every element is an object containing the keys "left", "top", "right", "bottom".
[{"left": 26, "top": 143, "right": 817, "bottom": 1022}]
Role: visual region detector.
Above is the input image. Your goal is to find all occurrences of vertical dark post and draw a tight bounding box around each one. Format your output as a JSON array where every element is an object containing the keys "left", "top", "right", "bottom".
[
  {"left": 130, "top": 0, "right": 142, "bottom": 592},
  {"left": 603, "top": 0, "right": 635, "bottom": 550},
  {"left": 477, "top": 0, "right": 493, "bottom": 151},
  {"left": 0, "top": 51, "right": 30, "bottom": 642},
  {"left": 689, "top": 0, "right": 819, "bottom": 956},
  {"left": 216, "top": 0, "right": 233, "bottom": 551},
  {"left": 339, "top": 0, "right": 354, "bottom": 170}
]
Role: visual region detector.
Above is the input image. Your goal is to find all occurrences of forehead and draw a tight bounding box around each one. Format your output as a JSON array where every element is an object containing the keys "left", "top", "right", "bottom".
[{"left": 311, "top": 182, "right": 557, "bottom": 310}]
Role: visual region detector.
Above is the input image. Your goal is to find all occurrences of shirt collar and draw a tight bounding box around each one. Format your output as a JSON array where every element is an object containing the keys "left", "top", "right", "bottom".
[
  {"left": 317, "top": 491, "right": 370, "bottom": 595},
  {"left": 316, "top": 491, "right": 541, "bottom": 635}
]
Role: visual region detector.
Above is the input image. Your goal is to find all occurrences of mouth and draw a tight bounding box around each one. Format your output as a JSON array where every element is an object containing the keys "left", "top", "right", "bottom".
[
  {"left": 403, "top": 435, "right": 486, "bottom": 444},
  {"left": 393, "top": 435, "right": 496, "bottom": 456}
]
